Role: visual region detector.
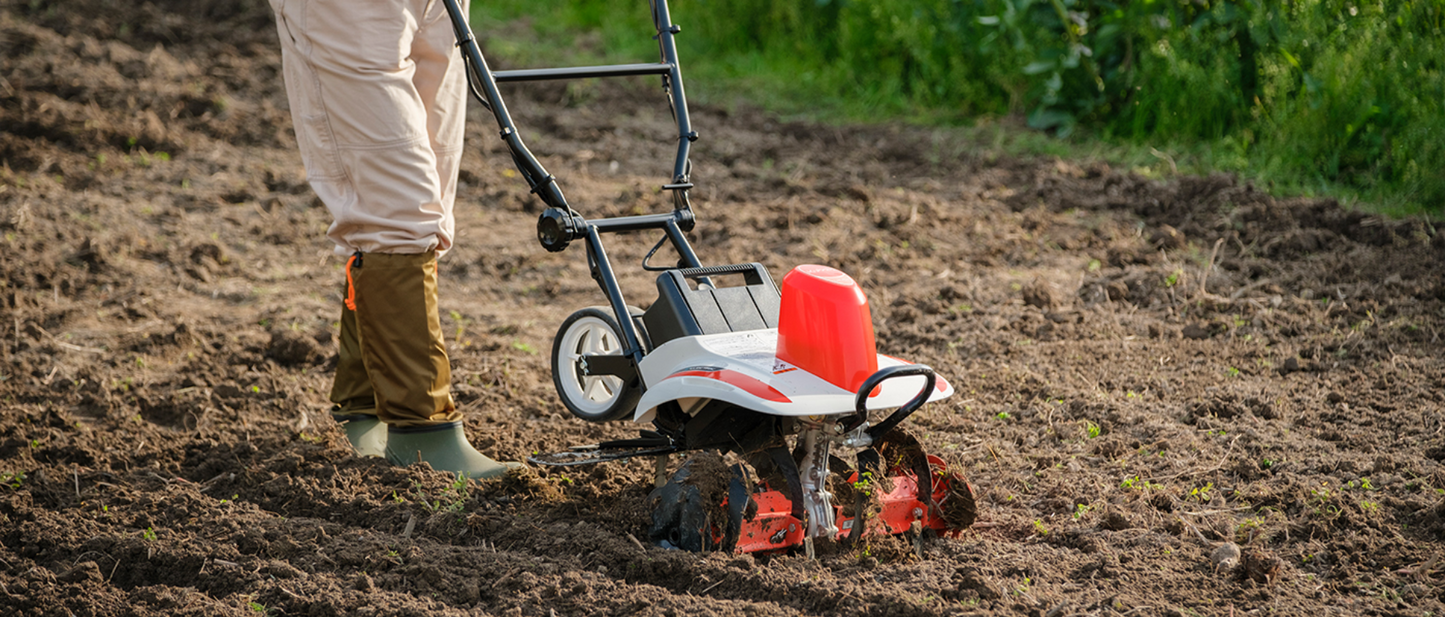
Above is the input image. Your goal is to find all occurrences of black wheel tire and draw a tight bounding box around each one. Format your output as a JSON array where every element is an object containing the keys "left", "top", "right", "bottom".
[
  {"left": 551, "top": 306, "right": 644, "bottom": 422},
  {"left": 648, "top": 454, "right": 722, "bottom": 552}
]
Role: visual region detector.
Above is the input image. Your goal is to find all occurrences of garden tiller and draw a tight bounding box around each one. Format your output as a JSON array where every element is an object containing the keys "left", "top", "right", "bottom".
[{"left": 442, "top": 0, "right": 976, "bottom": 555}]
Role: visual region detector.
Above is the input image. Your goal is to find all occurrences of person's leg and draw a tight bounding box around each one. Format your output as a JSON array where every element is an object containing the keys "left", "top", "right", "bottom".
[
  {"left": 409, "top": 0, "right": 470, "bottom": 257},
  {"left": 275, "top": 0, "right": 455, "bottom": 257},
  {"left": 350, "top": 251, "right": 457, "bottom": 427},
  {"left": 272, "top": 0, "right": 514, "bottom": 476},
  {"left": 350, "top": 251, "right": 515, "bottom": 479},
  {"left": 329, "top": 281, "right": 384, "bottom": 457}
]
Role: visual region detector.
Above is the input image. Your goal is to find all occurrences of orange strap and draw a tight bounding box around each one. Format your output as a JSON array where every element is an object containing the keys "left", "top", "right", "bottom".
[{"left": 344, "top": 252, "right": 360, "bottom": 311}]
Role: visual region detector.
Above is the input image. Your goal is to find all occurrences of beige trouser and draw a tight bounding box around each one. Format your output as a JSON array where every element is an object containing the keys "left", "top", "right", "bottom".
[{"left": 269, "top": 0, "right": 469, "bottom": 256}]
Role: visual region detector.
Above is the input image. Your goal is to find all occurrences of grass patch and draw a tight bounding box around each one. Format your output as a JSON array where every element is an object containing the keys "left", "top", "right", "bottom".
[{"left": 467, "top": 0, "right": 1444, "bottom": 217}]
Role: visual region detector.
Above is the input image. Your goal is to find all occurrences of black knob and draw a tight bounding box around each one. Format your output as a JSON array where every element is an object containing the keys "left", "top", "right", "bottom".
[{"left": 537, "top": 207, "right": 579, "bottom": 252}]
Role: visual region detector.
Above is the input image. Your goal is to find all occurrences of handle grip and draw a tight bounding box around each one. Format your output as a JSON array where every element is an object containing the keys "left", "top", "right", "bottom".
[{"left": 849, "top": 364, "right": 937, "bottom": 439}]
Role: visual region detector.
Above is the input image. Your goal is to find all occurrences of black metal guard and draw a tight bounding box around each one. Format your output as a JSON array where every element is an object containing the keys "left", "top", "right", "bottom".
[{"left": 850, "top": 365, "right": 938, "bottom": 439}]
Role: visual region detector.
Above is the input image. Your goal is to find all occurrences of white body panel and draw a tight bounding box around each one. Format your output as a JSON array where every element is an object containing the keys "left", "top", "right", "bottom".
[{"left": 634, "top": 329, "right": 953, "bottom": 423}]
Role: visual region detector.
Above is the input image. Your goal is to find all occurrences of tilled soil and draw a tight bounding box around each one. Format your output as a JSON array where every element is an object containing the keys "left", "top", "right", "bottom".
[{"left": 2, "top": 1, "right": 1444, "bottom": 615}]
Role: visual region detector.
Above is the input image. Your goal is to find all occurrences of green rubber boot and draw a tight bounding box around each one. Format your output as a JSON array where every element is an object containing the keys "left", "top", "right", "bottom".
[
  {"left": 332, "top": 412, "right": 387, "bottom": 458},
  {"left": 384, "top": 422, "right": 522, "bottom": 479}
]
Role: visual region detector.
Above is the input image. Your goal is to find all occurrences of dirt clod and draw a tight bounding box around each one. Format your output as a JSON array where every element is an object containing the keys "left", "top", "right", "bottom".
[
  {"left": 1241, "top": 549, "right": 1283, "bottom": 585},
  {"left": 1211, "top": 542, "right": 1242, "bottom": 572},
  {"left": 1022, "top": 279, "right": 1057, "bottom": 309}
]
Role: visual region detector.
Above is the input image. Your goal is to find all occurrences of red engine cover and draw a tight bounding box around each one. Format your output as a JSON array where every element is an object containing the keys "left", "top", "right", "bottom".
[{"left": 774, "top": 265, "right": 878, "bottom": 393}]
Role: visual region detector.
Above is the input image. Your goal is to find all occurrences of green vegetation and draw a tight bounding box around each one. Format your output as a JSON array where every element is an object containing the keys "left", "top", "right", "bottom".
[
  {"left": 1189, "top": 481, "right": 1215, "bottom": 502},
  {"left": 470, "top": 0, "right": 1443, "bottom": 215},
  {"left": 411, "top": 474, "right": 473, "bottom": 514}
]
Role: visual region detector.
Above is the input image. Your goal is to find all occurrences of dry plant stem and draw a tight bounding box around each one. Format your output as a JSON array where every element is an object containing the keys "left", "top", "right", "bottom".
[
  {"left": 490, "top": 568, "right": 520, "bottom": 589},
  {"left": 1198, "top": 237, "right": 1227, "bottom": 300},
  {"left": 1177, "top": 515, "right": 1212, "bottom": 544},
  {"left": 626, "top": 532, "right": 646, "bottom": 551},
  {"left": 1179, "top": 506, "right": 1252, "bottom": 516},
  {"left": 700, "top": 576, "right": 730, "bottom": 594},
  {"left": 1154, "top": 436, "right": 1239, "bottom": 482}
]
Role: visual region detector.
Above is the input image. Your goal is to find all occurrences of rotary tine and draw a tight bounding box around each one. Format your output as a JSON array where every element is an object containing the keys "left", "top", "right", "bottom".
[{"left": 721, "top": 463, "right": 752, "bottom": 552}]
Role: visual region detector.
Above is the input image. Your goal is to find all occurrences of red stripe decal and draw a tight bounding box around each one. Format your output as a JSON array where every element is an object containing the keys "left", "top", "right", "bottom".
[{"left": 671, "top": 369, "right": 791, "bottom": 403}]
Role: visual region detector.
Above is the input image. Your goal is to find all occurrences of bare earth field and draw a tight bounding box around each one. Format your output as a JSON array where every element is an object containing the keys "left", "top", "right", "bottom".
[{"left": 2, "top": 1, "right": 1444, "bottom": 615}]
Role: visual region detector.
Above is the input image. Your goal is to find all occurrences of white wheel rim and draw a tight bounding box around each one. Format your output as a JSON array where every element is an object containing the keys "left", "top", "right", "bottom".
[{"left": 557, "top": 316, "right": 625, "bottom": 415}]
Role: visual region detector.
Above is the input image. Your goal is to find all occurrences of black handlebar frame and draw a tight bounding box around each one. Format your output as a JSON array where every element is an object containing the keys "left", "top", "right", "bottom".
[{"left": 440, "top": 0, "right": 704, "bottom": 366}]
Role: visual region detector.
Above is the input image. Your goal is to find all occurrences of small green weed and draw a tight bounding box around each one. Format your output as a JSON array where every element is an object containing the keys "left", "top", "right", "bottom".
[
  {"left": 852, "top": 472, "right": 875, "bottom": 496},
  {"left": 1347, "top": 478, "right": 1375, "bottom": 491},
  {"left": 1, "top": 471, "right": 24, "bottom": 489},
  {"left": 413, "top": 473, "right": 472, "bottom": 513},
  {"left": 1189, "top": 482, "right": 1214, "bottom": 503},
  {"left": 1235, "top": 517, "right": 1263, "bottom": 542},
  {"left": 449, "top": 310, "right": 472, "bottom": 342},
  {"left": 142, "top": 527, "right": 157, "bottom": 541}
]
